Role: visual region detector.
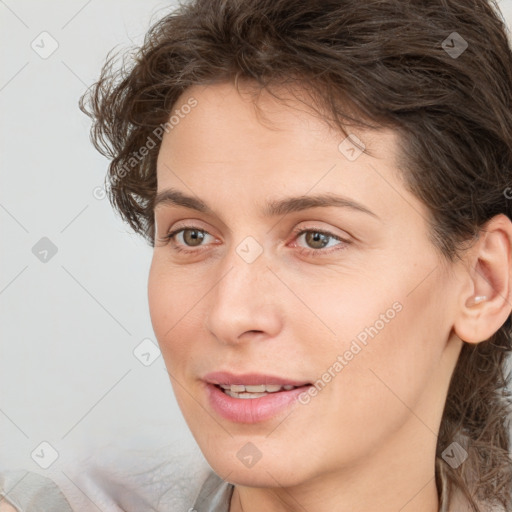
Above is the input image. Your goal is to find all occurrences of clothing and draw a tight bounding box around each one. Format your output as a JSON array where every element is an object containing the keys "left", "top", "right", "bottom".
[
  {"left": 0, "top": 470, "right": 73, "bottom": 511},
  {"left": 191, "top": 471, "right": 234, "bottom": 512},
  {"left": 0, "top": 454, "right": 505, "bottom": 511}
]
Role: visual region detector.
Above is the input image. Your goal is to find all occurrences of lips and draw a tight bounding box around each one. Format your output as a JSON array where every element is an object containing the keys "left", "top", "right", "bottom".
[
  {"left": 203, "top": 371, "right": 312, "bottom": 423},
  {"left": 203, "top": 371, "right": 311, "bottom": 387}
]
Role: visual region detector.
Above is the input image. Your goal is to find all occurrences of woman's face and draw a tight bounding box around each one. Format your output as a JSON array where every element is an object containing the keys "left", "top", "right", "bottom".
[{"left": 148, "top": 82, "right": 463, "bottom": 487}]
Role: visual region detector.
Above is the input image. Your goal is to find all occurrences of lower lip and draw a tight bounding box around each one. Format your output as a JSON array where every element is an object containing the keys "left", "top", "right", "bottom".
[{"left": 205, "top": 383, "right": 311, "bottom": 424}]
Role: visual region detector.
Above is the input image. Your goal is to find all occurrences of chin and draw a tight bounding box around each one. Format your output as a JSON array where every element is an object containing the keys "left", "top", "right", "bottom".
[{"left": 201, "top": 445, "right": 312, "bottom": 488}]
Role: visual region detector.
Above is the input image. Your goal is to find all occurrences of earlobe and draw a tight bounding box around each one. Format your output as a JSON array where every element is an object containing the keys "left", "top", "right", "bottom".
[{"left": 453, "top": 214, "right": 512, "bottom": 345}]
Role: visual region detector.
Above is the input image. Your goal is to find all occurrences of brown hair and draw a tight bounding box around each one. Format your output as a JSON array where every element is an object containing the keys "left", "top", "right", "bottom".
[{"left": 80, "top": 0, "right": 512, "bottom": 509}]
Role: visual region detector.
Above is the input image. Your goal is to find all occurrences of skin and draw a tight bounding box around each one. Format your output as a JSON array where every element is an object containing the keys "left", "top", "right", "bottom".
[{"left": 148, "top": 81, "right": 512, "bottom": 512}]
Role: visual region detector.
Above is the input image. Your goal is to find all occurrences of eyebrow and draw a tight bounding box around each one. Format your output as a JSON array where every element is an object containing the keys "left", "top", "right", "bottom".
[{"left": 153, "top": 188, "right": 379, "bottom": 219}]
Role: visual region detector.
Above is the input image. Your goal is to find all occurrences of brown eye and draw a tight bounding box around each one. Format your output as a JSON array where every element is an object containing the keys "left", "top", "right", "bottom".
[
  {"left": 162, "top": 226, "right": 214, "bottom": 252},
  {"left": 182, "top": 228, "right": 206, "bottom": 246},
  {"left": 304, "top": 231, "right": 330, "bottom": 249},
  {"left": 291, "top": 227, "right": 350, "bottom": 257}
]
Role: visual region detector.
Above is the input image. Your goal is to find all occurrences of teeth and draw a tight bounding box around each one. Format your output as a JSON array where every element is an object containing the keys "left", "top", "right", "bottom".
[
  {"left": 244, "top": 385, "right": 266, "bottom": 392},
  {"left": 262, "top": 385, "right": 283, "bottom": 392},
  {"left": 225, "top": 390, "right": 268, "bottom": 399},
  {"left": 218, "top": 383, "right": 300, "bottom": 397}
]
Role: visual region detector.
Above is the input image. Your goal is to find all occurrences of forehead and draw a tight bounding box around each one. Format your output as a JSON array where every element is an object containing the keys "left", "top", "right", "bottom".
[{"left": 157, "top": 81, "right": 400, "bottom": 177}]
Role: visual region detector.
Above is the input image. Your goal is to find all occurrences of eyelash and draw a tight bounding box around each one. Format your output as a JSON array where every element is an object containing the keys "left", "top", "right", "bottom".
[{"left": 158, "top": 225, "right": 351, "bottom": 257}]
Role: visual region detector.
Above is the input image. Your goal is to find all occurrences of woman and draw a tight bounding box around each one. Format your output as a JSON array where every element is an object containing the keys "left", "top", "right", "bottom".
[
  {"left": 2, "top": 0, "right": 511, "bottom": 510},
  {"left": 81, "top": 0, "right": 512, "bottom": 510}
]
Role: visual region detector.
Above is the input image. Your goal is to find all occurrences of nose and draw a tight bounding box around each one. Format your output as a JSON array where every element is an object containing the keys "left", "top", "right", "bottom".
[{"left": 204, "top": 244, "right": 283, "bottom": 345}]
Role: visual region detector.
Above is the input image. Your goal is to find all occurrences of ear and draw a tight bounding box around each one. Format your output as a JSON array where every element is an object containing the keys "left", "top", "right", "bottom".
[{"left": 453, "top": 214, "right": 512, "bottom": 344}]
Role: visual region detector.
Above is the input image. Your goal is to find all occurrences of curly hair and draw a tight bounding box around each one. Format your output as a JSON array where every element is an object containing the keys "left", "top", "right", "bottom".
[{"left": 80, "top": 0, "right": 512, "bottom": 509}]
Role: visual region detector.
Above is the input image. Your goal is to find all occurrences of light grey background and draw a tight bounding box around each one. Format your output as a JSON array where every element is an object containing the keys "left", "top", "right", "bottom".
[
  {"left": 1, "top": 0, "right": 512, "bottom": 506},
  {"left": 0, "top": 0, "right": 198, "bottom": 496}
]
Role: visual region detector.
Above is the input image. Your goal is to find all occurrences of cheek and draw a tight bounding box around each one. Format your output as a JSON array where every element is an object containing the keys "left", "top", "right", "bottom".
[
  {"left": 147, "top": 259, "right": 183, "bottom": 360},
  {"left": 321, "top": 271, "right": 448, "bottom": 433},
  {"left": 147, "top": 257, "right": 207, "bottom": 369},
  {"left": 312, "top": 253, "right": 448, "bottom": 404},
  {"left": 147, "top": 262, "right": 169, "bottom": 342}
]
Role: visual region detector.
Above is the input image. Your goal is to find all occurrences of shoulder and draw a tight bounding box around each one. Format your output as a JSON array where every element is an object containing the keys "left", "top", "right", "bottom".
[
  {"left": 66, "top": 438, "right": 214, "bottom": 511},
  {"left": 0, "top": 469, "right": 73, "bottom": 511},
  {"left": 1, "top": 439, "right": 216, "bottom": 511}
]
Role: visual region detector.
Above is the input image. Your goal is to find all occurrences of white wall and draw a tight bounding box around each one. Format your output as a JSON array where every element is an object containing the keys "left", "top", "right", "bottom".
[
  {"left": 1, "top": 0, "right": 512, "bottom": 507},
  {"left": 0, "top": 0, "right": 197, "bottom": 491}
]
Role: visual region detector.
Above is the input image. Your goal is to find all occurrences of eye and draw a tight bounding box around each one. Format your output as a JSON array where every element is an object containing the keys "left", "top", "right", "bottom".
[
  {"left": 290, "top": 227, "right": 350, "bottom": 257},
  {"left": 157, "top": 225, "right": 350, "bottom": 257},
  {"left": 159, "top": 226, "right": 215, "bottom": 253}
]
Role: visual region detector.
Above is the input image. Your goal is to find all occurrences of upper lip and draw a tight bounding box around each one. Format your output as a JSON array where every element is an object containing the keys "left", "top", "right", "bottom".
[{"left": 204, "top": 371, "right": 311, "bottom": 387}]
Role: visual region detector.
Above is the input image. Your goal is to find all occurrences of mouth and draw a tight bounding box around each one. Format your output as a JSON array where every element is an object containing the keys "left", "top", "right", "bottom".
[{"left": 203, "top": 372, "right": 313, "bottom": 423}]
